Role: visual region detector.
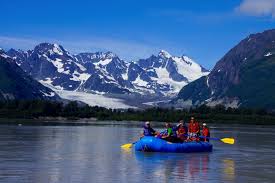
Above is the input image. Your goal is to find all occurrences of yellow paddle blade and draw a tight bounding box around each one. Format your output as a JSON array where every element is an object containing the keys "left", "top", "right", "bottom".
[
  {"left": 121, "top": 143, "right": 133, "bottom": 149},
  {"left": 221, "top": 138, "right": 235, "bottom": 145}
]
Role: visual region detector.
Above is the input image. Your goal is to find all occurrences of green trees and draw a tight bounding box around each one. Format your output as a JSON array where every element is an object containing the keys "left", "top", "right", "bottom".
[{"left": 0, "top": 100, "right": 274, "bottom": 124}]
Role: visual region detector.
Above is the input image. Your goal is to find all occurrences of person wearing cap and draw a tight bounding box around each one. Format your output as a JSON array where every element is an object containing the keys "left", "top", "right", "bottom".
[
  {"left": 188, "top": 117, "right": 200, "bottom": 141},
  {"left": 202, "top": 123, "right": 210, "bottom": 142},
  {"left": 142, "top": 121, "right": 157, "bottom": 136},
  {"left": 176, "top": 120, "right": 188, "bottom": 142}
]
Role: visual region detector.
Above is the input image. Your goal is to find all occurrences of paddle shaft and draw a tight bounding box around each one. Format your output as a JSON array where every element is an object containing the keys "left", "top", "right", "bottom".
[{"left": 183, "top": 134, "right": 220, "bottom": 141}]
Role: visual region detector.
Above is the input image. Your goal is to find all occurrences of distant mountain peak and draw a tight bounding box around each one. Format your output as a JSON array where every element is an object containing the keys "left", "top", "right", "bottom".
[
  {"left": 158, "top": 50, "right": 172, "bottom": 58},
  {"left": 34, "top": 43, "right": 66, "bottom": 56},
  {"left": 105, "top": 51, "right": 117, "bottom": 58},
  {"left": 0, "top": 48, "right": 9, "bottom": 59},
  {"left": 7, "top": 42, "right": 209, "bottom": 97},
  {"left": 0, "top": 48, "right": 5, "bottom": 54}
]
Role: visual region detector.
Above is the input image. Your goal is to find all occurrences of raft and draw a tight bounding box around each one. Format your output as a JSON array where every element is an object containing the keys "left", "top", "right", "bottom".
[{"left": 135, "top": 136, "right": 213, "bottom": 153}]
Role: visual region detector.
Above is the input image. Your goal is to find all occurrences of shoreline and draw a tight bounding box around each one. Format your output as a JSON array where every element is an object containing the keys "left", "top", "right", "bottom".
[{"left": 0, "top": 116, "right": 275, "bottom": 126}]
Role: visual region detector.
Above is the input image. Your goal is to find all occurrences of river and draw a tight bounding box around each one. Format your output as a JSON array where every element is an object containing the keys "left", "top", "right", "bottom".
[{"left": 0, "top": 122, "right": 274, "bottom": 183}]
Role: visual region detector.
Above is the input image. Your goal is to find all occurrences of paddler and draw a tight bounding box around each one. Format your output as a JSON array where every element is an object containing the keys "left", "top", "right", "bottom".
[
  {"left": 201, "top": 123, "right": 210, "bottom": 142},
  {"left": 142, "top": 121, "right": 157, "bottom": 137},
  {"left": 176, "top": 120, "right": 188, "bottom": 142},
  {"left": 161, "top": 122, "right": 178, "bottom": 142},
  {"left": 188, "top": 117, "right": 200, "bottom": 141}
]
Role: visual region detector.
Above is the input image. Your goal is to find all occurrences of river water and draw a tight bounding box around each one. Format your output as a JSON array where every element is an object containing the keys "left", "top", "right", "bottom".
[{"left": 0, "top": 122, "right": 274, "bottom": 183}]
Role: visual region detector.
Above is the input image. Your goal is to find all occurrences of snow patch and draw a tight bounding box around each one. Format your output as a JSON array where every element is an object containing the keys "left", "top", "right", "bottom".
[
  {"left": 133, "top": 75, "right": 148, "bottom": 87},
  {"left": 95, "top": 58, "right": 112, "bottom": 66},
  {"left": 173, "top": 56, "right": 208, "bottom": 81},
  {"left": 0, "top": 53, "right": 9, "bottom": 59},
  {"left": 52, "top": 44, "right": 64, "bottom": 55},
  {"left": 40, "top": 78, "right": 53, "bottom": 85},
  {"left": 75, "top": 62, "right": 87, "bottom": 71},
  {"left": 206, "top": 98, "right": 239, "bottom": 108},
  {"left": 265, "top": 52, "right": 272, "bottom": 57},
  {"left": 70, "top": 71, "right": 91, "bottom": 82},
  {"left": 143, "top": 100, "right": 171, "bottom": 106},
  {"left": 54, "top": 90, "right": 137, "bottom": 109},
  {"left": 159, "top": 50, "right": 172, "bottom": 58},
  {"left": 154, "top": 67, "right": 188, "bottom": 93},
  {"left": 206, "top": 76, "right": 210, "bottom": 87},
  {"left": 41, "top": 91, "right": 55, "bottom": 97}
]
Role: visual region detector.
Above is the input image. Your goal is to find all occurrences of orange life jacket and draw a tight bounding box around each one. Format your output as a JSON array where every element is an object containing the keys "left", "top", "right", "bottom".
[
  {"left": 202, "top": 127, "right": 210, "bottom": 137},
  {"left": 189, "top": 121, "right": 200, "bottom": 133},
  {"left": 177, "top": 127, "right": 186, "bottom": 135}
]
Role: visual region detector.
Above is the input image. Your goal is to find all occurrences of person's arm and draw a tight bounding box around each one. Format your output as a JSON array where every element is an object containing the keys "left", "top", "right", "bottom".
[
  {"left": 140, "top": 130, "right": 145, "bottom": 138},
  {"left": 196, "top": 122, "right": 200, "bottom": 133},
  {"left": 151, "top": 127, "right": 157, "bottom": 135},
  {"left": 184, "top": 126, "right": 188, "bottom": 134}
]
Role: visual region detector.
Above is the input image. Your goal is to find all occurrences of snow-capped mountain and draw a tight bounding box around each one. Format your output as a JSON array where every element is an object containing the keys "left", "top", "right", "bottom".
[
  {"left": 0, "top": 48, "right": 59, "bottom": 101},
  {"left": 7, "top": 43, "right": 209, "bottom": 97},
  {"left": 134, "top": 50, "right": 209, "bottom": 95}
]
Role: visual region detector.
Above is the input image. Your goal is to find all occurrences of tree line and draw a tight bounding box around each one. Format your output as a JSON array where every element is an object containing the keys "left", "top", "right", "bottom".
[{"left": 0, "top": 100, "right": 275, "bottom": 124}]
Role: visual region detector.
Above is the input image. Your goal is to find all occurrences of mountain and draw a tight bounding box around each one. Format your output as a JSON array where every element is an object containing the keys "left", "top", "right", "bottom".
[
  {"left": 7, "top": 44, "right": 209, "bottom": 97},
  {"left": 173, "top": 29, "right": 275, "bottom": 109},
  {"left": 0, "top": 49, "right": 59, "bottom": 100},
  {"left": 135, "top": 50, "right": 209, "bottom": 95}
]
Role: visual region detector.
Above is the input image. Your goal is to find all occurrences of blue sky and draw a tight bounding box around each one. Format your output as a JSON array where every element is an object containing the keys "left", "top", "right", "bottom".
[{"left": 1, "top": 0, "right": 275, "bottom": 69}]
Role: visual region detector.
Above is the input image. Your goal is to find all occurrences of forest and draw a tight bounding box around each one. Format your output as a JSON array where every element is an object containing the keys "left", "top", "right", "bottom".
[{"left": 0, "top": 100, "right": 275, "bottom": 124}]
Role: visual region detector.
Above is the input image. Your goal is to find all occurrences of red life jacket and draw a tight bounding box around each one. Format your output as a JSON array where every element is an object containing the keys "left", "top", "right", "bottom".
[
  {"left": 177, "top": 127, "right": 186, "bottom": 135},
  {"left": 189, "top": 121, "right": 200, "bottom": 133},
  {"left": 202, "top": 127, "right": 210, "bottom": 137}
]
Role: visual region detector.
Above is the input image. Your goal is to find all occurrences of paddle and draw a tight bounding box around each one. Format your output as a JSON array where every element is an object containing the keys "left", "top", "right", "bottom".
[
  {"left": 183, "top": 134, "right": 235, "bottom": 144},
  {"left": 121, "top": 135, "right": 235, "bottom": 149},
  {"left": 121, "top": 142, "right": 136, "bottom": 149},
  {"left": 203, "top": 136, "right": 235, "bottom": 145}
]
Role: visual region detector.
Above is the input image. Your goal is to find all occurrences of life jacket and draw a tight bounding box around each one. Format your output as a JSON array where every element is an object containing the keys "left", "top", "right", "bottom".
[
  {"left": 202, "top": 127, "right": 210, "bottom": 137},
  {"left": 177, "top": 126, "right": 186, "bottom": 135},
  {"left": 143, "top": 126, "right": 155, "bottom": 136},
  {"left": 188, "top": 121, "right": 200, "bottom": 133}
]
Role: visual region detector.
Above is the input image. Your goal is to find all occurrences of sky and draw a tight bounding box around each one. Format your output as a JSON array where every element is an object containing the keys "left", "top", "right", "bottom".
[{"left": 1, "top": 0, "right": 275, "bottom": 69}]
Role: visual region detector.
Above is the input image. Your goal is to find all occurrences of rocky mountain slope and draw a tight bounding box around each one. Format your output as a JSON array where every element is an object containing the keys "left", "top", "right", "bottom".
[
  {"left": 173, "top": 29, "right": 275, "bottom": 109},
  {"left": 7, "top": 44, "right": 209, "bottom": 96},
  {"left": 0, "top": 49, "right": 59, "bottom": 101}
]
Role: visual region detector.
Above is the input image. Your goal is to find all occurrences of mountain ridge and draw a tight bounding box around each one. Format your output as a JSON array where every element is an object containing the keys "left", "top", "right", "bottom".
[
  {"left": 7, "top": 43, "right": 209, "bottom": 97},
  {"left": 173, "top": 29, "right": 275, "bottom": 109},
  {"left": 0, "top": 49, "right": 60, "bottom": 101}
]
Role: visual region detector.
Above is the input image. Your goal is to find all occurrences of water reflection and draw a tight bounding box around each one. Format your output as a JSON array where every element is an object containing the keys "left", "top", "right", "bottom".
[
  {"left": 133, "top": 151, "right": 237, "bottom": 182},
  {"left": 223, "top": 159, "right": 235, "bottom": 181},
  {"left": 1, "top": 124, "right": 275, "bottom": 183},
  {"left": 134, "top": 152, "right": 212, "bottom": 182}
]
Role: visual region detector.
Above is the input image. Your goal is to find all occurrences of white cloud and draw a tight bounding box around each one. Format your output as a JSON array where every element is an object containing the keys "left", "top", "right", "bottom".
[{"left": 236, "top": 0, "right": 275, "bottom": 18}]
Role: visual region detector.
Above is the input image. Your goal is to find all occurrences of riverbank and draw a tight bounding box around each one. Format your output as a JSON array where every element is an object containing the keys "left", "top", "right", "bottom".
[
  {"left": 1, "top": 114, "right": 275, "bottom": 126},
  {"left": 1, "top": 100, "right": 275, "bottom": 125}
]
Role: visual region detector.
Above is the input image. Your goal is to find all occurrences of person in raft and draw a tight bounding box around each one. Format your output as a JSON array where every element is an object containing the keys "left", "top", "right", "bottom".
[
  {"left": 201, "top": 123, "right": 210, "bottom": 142},
  {"left": 161, "top": 122, "right": 178, "bottom": 142},
  {"left": 188, "top": 117, "right": 200, "bottom": 141},
  {"left": 142, "top": 121, "right": 158, "bottom": 137},
  {"left": 176, "top": 120, "right": 188, "bottom": 142}
]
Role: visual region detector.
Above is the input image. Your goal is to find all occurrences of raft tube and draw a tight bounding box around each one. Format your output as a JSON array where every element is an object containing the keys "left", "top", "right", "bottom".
[{"left": 135, "top": 136, "right": 213, "bottom": 153}]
